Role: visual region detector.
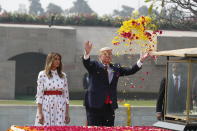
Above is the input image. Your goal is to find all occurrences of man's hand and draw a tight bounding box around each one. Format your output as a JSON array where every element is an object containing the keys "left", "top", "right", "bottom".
[
  {"left": 140, "top": 52, "right": 151, "bottom": 63},
  {"left": 84, "top": 41, "right": 92, "bottom": 55},
  {"left": 156, "top": 112, "right": 162, "bottom": 120}
]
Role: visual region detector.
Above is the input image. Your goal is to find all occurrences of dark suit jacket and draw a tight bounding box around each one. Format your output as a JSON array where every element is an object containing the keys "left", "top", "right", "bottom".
[
  {"left": 167, "top": 75, "right": 187, "bottom": 113},
  {"left": 82, "top": 57, "right": 141, "bottom": 109},
  {"left": 83, "top": 73, "right": 89, "bottom": 89},
  {"left": 83, "top": 73, "right": 89, "bottom": 107},
  {"left": 156, "top": 78, "right": 165, "bottom": 115},
  {"left": 192, "top": 77, "right": 197, "bottom": 103}
]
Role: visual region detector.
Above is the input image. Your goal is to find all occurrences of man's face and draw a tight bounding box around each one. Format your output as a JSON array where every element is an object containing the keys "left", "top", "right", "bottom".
[
  {"left": 172, "top": 63, "right": 180, "bottom": 76},
  {"left": 99, "top": 50, "right": 112, "bottom": 65}
]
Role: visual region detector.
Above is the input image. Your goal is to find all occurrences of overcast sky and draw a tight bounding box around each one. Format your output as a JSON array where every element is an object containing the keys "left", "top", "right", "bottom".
[{"left": 0, "top": 0, "right": 149, "bottom": 16}]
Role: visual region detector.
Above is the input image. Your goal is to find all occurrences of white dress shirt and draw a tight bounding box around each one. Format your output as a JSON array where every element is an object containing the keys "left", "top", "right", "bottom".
[{"left": 173, "top": 74, "right": 181, "bottom": 91}]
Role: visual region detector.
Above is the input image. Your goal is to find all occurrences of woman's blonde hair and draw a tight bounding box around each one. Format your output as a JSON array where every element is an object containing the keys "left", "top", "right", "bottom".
[{"left": 44, "top": 52, "right": 64, "bottom": 78}]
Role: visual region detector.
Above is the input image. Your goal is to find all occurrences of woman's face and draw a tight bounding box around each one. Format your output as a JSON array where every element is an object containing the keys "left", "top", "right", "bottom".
[{"left": 51, "top": 55, "right": 61, "bottom": 70}]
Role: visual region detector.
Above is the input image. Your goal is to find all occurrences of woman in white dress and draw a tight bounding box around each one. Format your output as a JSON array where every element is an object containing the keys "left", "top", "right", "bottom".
[{"left": 35, "top": 52, "right": 70, "bottom": 126}]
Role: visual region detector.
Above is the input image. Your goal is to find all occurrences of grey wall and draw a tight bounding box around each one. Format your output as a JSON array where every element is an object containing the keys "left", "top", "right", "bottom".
[
  {"left": 9, "top": 53, "right": 46, "bottom": 96},
  {"left": 0, "top": 105, "right": 157, "bottom": 131},
  {"left": 0, "top": 61, "right": 15, "bottom": 99},
  {"left": 0, "top": 24, "right": 197, "bottom": 99},
  {"left": 67, "top": 26, "right": 197, "bottom": 99},
  {"left": 0, "top": 24, "right": 77, "bottom": 99}
]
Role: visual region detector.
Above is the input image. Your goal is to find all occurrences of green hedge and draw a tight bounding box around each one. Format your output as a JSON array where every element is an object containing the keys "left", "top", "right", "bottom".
[
  {"left": 0, "top": 12, "right": 123, "bottom": 27},
  {"left": 0, "top": 12, "right": 196, "bottom": 30}
]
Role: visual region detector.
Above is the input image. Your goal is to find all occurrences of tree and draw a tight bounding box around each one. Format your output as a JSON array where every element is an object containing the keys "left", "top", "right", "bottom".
[
  {"left": 167, "top": 6, "right": 186, "bottom": 21},
  {"left": 138, "top": 5, "right": 159, "bottom": 18},
  {"left": 113, "top": 5, "right": 134, "bottom": 17},
  {"left": 46, "top": 3, "right": 63, "bottom": 14},
  {"left": 138, "top": 5, "right": 148, "bottom": 16},
  {"left": 145, "top": 0, "right": 197, "bottom": 17},
  {"left": 69, "top": 0, "right": 94, "bottom": 14},
  {"left": 0, "top": 5, "right": 2, "bottom": 13},
  {"left": 156, "top": 6, "right": 186, "bottom": 26},
  {"left": 169, "top": 0, "right": 197, "bottom": 17},
  {"left": 29, "top": 0, "right": 44, "bottom": 15},
  {"left": 17, "top": 4, "right": 27, "bottom": 14}
]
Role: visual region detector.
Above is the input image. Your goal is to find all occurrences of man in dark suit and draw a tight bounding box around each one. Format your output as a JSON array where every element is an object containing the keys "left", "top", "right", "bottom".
[
  {"left": 83, "top": 72, "right": 89, "bottom": 107},
  {"left": 167, "top": 63, "right": 187, "bottom": 113},
  {"left": 156, "top": 63, "right": 187, "bottom": 120},
  {"left": 82, "top": 41, "right": 150, "bottom": 126},
  {"left": 82, "top": 72, "right": 89, "bottom": 125},
  {"left": 192, "top": 72, "right": 197, "bottom": 109},
  {"left": 83, "top": 73, "right": 89, "bottom": 90},
  {"left": 156, "top": 78, "right": 166, "bottom": 120}
]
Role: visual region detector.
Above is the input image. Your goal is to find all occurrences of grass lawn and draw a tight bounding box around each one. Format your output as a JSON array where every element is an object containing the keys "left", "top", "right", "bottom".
[{"left": 0, "top": 96, "right": 156, "bottom": 106}]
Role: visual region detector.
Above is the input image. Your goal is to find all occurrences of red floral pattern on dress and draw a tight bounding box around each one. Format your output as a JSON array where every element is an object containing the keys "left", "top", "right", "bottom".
[{"left": 35, "top": 70, "right": 69, "bottom": 126}]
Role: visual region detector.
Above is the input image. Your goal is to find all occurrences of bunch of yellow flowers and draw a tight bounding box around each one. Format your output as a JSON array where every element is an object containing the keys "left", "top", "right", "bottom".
[{"left": 112, "top": 16, "right": 162, "bottom": 52}]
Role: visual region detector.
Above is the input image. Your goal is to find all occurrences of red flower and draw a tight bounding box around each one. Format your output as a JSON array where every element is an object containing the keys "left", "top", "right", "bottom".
[
  {"left": 136, "top": 36, "right": 139, "bottom": 39},
  {"left": 140, "top": 78, "right": 145, "bottom": 81},
  {"left": 132, "top": 21, "right": 136, "bottom": 25},
  {"left": 143, "top": 72, "right": 149, "bottom": 75},
  {"left": 9, "top": 126, "right": 172, "bottom": 131},
  {"left": 145, "top": 32, "right": 151, "bottom": 37},
  {"left": 113, "top": 42, "right": 120, "bottom": 45},
  {"left": 130, "top": 85, "right": 135, "bottom": 88}
]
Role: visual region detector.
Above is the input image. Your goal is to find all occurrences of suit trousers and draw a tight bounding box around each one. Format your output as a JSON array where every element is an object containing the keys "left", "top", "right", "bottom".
[{"left": 86, "top": 104, "right": 115, "bottom": 126}]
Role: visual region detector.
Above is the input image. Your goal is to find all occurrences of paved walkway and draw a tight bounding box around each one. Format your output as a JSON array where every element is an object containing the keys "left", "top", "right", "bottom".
[{"left": 0, "top": 105, "right": 157, "bottom": 131}]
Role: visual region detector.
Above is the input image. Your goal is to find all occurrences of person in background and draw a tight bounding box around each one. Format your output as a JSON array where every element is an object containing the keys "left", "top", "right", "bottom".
[
  {"left": 83, "top": 72, "right": 89, "bottom": 125},
  {"left": 83, "top": 73, "right": 89, "bottom": 90},
  {"left": 82, "top": 41, "right": 150, "bottom": 126},
  {"left": 156, "top": 78, "right": 166, "bottom": 120},
  {"left": 192, "top": 71, "right": 197, "bottom": 110},
  {"left": 35, "top": 52, "right": 70, "bottom": 126},
  {"left": 156, "top": 63, "right": 187, "bottom": 120},
  {"left": 167, "top": 63, "right": 187, "bottom": 113}
]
